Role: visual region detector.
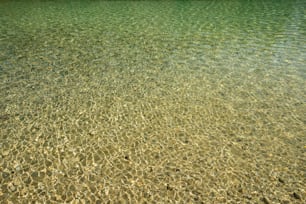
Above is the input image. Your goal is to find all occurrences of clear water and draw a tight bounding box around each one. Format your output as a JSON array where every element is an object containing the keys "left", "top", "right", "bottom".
[{"left": 0, "top": 0, "right": 305, "bottom": 203}]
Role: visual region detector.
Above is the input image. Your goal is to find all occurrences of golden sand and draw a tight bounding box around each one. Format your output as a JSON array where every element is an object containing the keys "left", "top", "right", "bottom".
[{"left": 0, "top": 1, "right": 305, "bottom": 203}]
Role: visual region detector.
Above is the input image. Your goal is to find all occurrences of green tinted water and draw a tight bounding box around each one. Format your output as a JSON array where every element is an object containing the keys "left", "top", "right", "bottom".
[{"left": 0, "top": 0, "right": 305, "bottom": 203}]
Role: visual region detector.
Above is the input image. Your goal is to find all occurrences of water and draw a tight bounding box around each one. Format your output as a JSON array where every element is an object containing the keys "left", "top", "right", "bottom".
[{"left": 0, "top": 0, "right": 305, "bottom": 203}]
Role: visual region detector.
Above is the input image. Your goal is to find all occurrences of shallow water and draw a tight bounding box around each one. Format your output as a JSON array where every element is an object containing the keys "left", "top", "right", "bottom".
[{"left": 0, "top": 0, "right": 305, "bottom": 203}]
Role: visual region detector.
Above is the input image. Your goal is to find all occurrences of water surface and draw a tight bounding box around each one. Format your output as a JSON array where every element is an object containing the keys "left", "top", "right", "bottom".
[{"left": 0, "top": 0, "right": 305, "bottom": 203}]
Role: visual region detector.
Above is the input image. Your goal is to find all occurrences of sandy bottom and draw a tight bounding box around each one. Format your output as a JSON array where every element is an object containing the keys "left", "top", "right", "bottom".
[
  {"left": 0, "top": 1, "right": 305, "bottom": 203},
  {"left": 1, "top": 55, "right": 305, "bottom": 203}
]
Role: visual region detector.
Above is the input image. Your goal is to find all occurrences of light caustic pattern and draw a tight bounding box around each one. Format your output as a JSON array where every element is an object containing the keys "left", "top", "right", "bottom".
[{"left": 0, "top": 0, "right": 305, "bottom": 203}]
